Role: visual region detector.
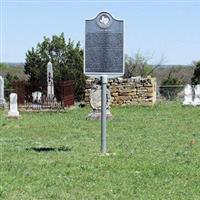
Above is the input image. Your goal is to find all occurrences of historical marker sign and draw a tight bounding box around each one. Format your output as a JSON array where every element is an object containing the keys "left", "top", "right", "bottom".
[{"left": 84, "top": 12, "right": 124, "bottom": 76}]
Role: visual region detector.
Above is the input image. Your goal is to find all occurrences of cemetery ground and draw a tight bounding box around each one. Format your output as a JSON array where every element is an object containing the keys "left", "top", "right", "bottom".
[{"left": 0, "top": 102, "right": 200, "bottom": 200}]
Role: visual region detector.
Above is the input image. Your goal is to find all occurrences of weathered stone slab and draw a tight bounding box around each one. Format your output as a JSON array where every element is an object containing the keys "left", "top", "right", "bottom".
[
  {"left": 0, "top": 76, "right": 5, "bottom": 106},
  {"left": 7, "top": 93, "right": 20, "bottom": 118},
  {"left": 193, "top": 85, "right": 200, "bottom": 106},
  {"left": 183, "top": 84, "right": 193, "bottom": 106},
  {"left": 87, "top": 84, "right": 112, "bottom": 120}
]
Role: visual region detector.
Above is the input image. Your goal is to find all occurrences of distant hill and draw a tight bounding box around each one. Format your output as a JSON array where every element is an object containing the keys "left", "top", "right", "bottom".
[
  {"left": 155, "top": 64, "right": 191, "bottom": 68},
  {"left": 4, "top": 63, "right": 192, "bottom": 69},
  {"left": 0, "top": 63, "right": 26, "bottom": 79},
  {"left": 153, "top": 67, "right": 194, "bottom": 85},
  {"left": 6, "top": 63, "right": 25, "bottom": 68},
  {"left": 1, "top": 62, "right": 194, "bottom": 85}
]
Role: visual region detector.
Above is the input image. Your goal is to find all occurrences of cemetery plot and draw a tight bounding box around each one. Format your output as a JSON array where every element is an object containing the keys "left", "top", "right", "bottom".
[
  {"left": 2, "top": 62, "right": 75, "bottom": 110},
  {"left": 10, "top": 80, "right": 74, "bottom": 110}
]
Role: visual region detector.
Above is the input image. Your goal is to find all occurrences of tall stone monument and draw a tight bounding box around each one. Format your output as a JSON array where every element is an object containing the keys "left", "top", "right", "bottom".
[
  {"left": 183, "top": 84, "right": 193, "bottom": 106},
  {"left": 7, "top": 93, "right": 20, "bottom": 118},
  {"left": 47, "top": 62, "right": 54, "bottom": 100},
  {"left": 0, "top": 76, "right": 5, "bottom": 106},
  {"left": 193, "top": 84, "right": 200, "bottom": 106}
]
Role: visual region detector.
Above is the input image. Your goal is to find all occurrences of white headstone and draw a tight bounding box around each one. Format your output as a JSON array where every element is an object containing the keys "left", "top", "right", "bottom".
[
  {"left": 0, "top": 76, "right": 5, "bottom": 106},
  {"left": 32, "top": 91, "right": 42, "bottom": 103},
  {"left": 8, "top": 93, "right": 20, "bottom": 118},
  {"left": 47, "top": 62, "right": 54, "bottom": 100},
  {"left": 193, "top": 84, "right": 200, "bottom": 106},
  {"left": 183, "top": 84, "right": 193, "bottom": 105}
]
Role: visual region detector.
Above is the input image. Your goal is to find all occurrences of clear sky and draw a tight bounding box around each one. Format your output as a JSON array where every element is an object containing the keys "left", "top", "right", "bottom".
[{"left": 1, "top": 0, "right": 200, "bottom": 65}]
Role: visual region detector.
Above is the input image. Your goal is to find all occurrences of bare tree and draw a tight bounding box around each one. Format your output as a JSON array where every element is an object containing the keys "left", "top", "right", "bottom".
[{"left": 124, "top": 51, "right": 165, "bottom": 78}]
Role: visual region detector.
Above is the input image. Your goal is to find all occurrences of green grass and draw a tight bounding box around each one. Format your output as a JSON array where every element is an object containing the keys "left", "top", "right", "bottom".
[{"left": 0, "top": 102, "right": 200, "bottom": 200}]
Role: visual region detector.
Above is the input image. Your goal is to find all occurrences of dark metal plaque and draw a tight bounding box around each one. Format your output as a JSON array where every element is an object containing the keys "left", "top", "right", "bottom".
[{"left": 84, "top": 12, "right": 124, "bottom": 76}]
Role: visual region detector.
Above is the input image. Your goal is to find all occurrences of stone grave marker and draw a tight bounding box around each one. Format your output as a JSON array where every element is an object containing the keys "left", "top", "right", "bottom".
[
  {"left": 0, "top": 76, "right": 5, "bottom": 106},
  {"left": 32, "top": 91, "right": 42, "bottom": 103},
  {"left": 47, "top": 62, "right": 54, "bottom": 100},
  {"left": 32, "top": 91, "right": 42, "bottom": 109},
  {"left": 193, "top": 84, "right": 200, "bottom": 106},
  {"left": 87, "top": 84, "right": 112, "bottom": 120},
  {"left": 7, "top": 93, "right": 20, "bottom": 118},
  {"left": 183, "top": 84, "right": 193, "bottom": 106}
]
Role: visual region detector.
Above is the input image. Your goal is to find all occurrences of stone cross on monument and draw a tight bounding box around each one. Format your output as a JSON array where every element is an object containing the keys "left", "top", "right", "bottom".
[
  {"left": 47, "top": 62, "right": 54, "bottom": 100},
  {"left": 0, "top": 76, "right": 5, "bottom": 107}
]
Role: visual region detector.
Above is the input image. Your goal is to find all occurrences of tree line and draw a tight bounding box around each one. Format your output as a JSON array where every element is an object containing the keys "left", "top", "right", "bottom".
[{"left": 1, "top": 33, "right": 200, "bottom": 101}]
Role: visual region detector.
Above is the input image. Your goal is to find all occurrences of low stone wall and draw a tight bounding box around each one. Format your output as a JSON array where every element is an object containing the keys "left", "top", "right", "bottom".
[{"left": 85, "top": 76, "right": 157, "bottom": 106}]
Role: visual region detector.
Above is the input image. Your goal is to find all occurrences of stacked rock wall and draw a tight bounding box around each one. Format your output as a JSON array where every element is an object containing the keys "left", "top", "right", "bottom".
[{"left": 85, "top": 76, "right": 157, "bottom": 106}]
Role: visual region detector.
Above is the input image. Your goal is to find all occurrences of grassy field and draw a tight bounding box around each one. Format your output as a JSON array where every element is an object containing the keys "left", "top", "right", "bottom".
[{"left": 0, "top": 102, "right": 200, "bottom": 200}]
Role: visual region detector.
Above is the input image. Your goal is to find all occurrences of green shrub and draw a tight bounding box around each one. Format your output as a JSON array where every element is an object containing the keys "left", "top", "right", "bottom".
[
  {"left": 191, "top": 61, "right": 200, "bottom": 85},
  {"left": 160, "top": 72, "right": 184, "bottom": 100}
]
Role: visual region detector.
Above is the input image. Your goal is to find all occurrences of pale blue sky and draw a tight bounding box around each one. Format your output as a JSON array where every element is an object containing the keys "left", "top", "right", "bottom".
[{"left": 1, "top": 0, "right": 200, "bottom": 65}]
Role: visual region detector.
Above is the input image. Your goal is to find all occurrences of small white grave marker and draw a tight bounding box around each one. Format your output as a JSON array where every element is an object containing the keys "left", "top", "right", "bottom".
[
  {"left": 183, "top": 84, "right": 193, "bottom": 106},
  {"left": 32, "top": 91, "right": 42, "bottom": 103},
  {"left": 0, "top": 76, "right": 5, "bottom": 106},
  {"left": 8, "top": 93, "right": 20, "bottom": 118},
  {"left": 193, "top": 84, "right": 200, "bottom": 106}
]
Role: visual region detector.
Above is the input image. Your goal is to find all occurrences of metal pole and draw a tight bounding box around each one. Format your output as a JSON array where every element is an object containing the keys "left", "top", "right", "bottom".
[{"left": 101, "top": 75, "right": 107, "bottom": 153}]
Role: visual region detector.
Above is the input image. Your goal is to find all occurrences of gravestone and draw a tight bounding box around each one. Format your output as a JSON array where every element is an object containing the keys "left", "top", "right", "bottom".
[
  {"left": 85, "top": 12, "right": 124, "bottom": 76},
  {"left": 193, "top": 85, "right": 200, "bottom": 106},
  {"left": 47, "top": 62, "right": 54, "bottom": 100},
  {"left": 87, "top": 84, "right": 112, "bottom": 120},
  {"left": 7, "top": 93, "right": 20, "bottom": 118},
  {"left": 0, "top": 76, "right": 5, "bottom": 106},
  {"left": 32, "top": 91, "right": 42, "bottom": 103},
  {"left": 183, "top": 84, "right": 193, "bottom": 105}
]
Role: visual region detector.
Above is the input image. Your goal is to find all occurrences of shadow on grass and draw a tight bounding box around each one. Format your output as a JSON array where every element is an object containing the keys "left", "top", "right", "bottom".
[{"left": 26, "top": 146, "right": 72, "bottom": 152}]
